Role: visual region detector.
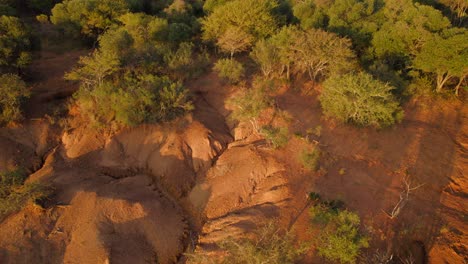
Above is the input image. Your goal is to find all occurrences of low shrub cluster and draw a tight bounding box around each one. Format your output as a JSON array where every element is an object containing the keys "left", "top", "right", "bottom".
[{"left": 0, "top": 169, "right": 52, "bottom": 219}]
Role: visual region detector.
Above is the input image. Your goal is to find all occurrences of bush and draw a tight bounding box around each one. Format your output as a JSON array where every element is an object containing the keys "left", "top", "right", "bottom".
[
  {"left": 187, "top": 222, "right": 307, "bottom": 264},
  {"left": 50, "top": 0, "right": 129, "bottom": 38},
  {"left": 228, "top": 85, "right": 273, "bottom": 131},
  {"left": 0, "top": 15, "right": 32, "bottom": 69},
  {"left": 320, "top": 72, "right": 403, "bottom": 128},
  {"left": 310, "top": 203, "right": 369, "bottom": 264},
  {"left": 164, "top": 42, "right": 210, "bottom": 80},
  {"left": 0, "top": 169, "right": 52, "bottom": 219},
  {"left": 213, "top": 58, "right": 244, "bottom": 84},
  {"left": 260, "top": 125, "right": 289, "bottom": 149},
  {"left": 36, "top": 14, "right": 49, "bottom": 24},
  {"left": 299, "top": 146, "right": 321, "bottom": 171},
  {"left": 0, "top": 74, "right": 30, "bottom": 125},
  {"left": 73, "top": 73, "right": 193, "bottom": 128}
]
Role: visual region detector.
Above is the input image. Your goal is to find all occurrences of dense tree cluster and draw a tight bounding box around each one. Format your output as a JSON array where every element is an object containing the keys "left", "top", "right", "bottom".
[
  {"left": 200, "top": 0, "right": 466, "bottom": 129},
  {"left": 65, "top": 9, "right": 200, "bottom": 128}
]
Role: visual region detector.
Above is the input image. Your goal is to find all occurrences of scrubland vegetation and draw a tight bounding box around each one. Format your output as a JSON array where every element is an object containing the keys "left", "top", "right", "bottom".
[
  {"left": 0, "top": 169, "right": 52, "bottom": 219},
  {"left": 187, "top": 222, "right": 307, "bottom": 264},
  {"left": 0, "top": 0, "right": 466, "bottom": 263}
]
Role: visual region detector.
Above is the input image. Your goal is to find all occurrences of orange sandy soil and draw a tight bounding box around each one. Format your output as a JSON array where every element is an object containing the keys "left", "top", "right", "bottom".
[{"left": 0, "top": 45, "right": 466, "bottom": 264}]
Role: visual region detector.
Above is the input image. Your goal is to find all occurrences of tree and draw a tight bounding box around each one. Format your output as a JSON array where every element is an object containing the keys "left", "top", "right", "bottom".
[
  {"left": 65, "top": 50, "right": 121, "bottom": 89},
  {"left": 291, "top": 0, "right": 328, "bottom": 29},
  {"left": 0, "top": 0, "right": 16, "bottom": 15},
  {"left": 213, "top": 58, "right": 244, "bottom": 84},
  {"left": 413, "top": 29, "right": 468, "bottom": 95},
  {"left": 202, "top": 0, "right": 279, "bottom": 49},
  {"left": 50, "top": 0, "right": 129, "bottom": 39},
  {"left": 228, "top": 85, "right": 273, "bottom": 132},
  {"left": 217, "top": 27, "right": 253, "bottom": 58},
  {"left": 439, "top": 0, "right": 467, "bottom": 25},
  {"left": 320, "top": 72, "right": 403, "bottom": 127},
  {"left": 372, "top": 0, "right": 451, "bottom": 67},
  {"left": 310, "top": 204, "right": 369, "bottom": 264},
  {"left": 287, "top": 27, "right": 357, "bottom": 81},
  {"left": 255, "top": 26, "right": 357, "bottom": 81},
  {"left": 203, "top": 0, "right": 231, "bottom": 13},
  {"left": 251, "top": 39, "right": 281, "bottom": 78},
  {"left": 325, "top": 0, "right": 381, "bottom": 51},
  {"left": 73, "top": 74, "right": 193, "bottom": 128},
  {"left": 0, "top": 74, "right": 30, "bottom": 125},
  {"left": 0, "top": 15, "right": 32, "bottom": 70}
]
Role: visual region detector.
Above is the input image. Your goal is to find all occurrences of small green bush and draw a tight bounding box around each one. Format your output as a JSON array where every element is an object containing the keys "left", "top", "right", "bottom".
[
  {"left": 0, "top": 169, "right": 52, "bottom": 218},
  {"left": 213, "top": 58, "right": 244, "bottom": 84},
  {"left": 310, "top": 203, "right": 369, "bottom": 264},
  {"left": 164, "top": 42, "right": 210, "bottom": 80},
  {"left": 320, "top": 72, "right": 403, "bottom": 128},
  {"left": 36, "top": 14, "right": 49, "bottom": 24},
  {"left": 187, "top": 222, "right": 307, "bottom": 264},
  {"left": 0, "top": 74, "right": 30, "bottom": 125},
  {"left": 260, "top": 125, "right": 289, "bottom": 149},
  {"left": 0, "top": 16, "right": 32, "bottom": 69},
  {"left": 299, "top": 147, "right": 321, "bottom": 171},
  {"left": 228, "top": 86, "right": 273, "bottom": 130}
]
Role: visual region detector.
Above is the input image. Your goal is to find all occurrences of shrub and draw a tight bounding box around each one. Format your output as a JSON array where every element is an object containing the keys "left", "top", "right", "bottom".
[
  {"left": 0, "top": 169, "right": 52, "bottom": 219},
  {"left": 299, "top": 146, "right": 321, "bottom": 171},
  {"left": 260, "top": 125, "right": 289, "bottom": 149},
  {"left": 213, "top": 58, "right": 244, "bottom": 84},
  {"left": 228, "top": 86, "right": 273, "bottom": 131},
  {"left": 0, "top": 74, "right": 30, "bottom": 125},
  {"left": 36, "top": 14, "right": 49, "bottom": 24},
  {"left": 310, "top": 203, "right": 369, "bottom": 264},
  {"left": 50, "top": 0, "right": 129, "bottom": 38},
  {"left": 188, "top": 222, "right": 307, "bottom": 264},
  {"left": 164, "top": 42, "right": 210, "bottom": 80},
  {"left": 320, "top": 72, "right": 403, "bottom": 128},
  {"left": 73, "top": 73, "right": 193, "bottom": 128},
  {"left": 0, "top": 15, "right": 32, "bottom": 69}
]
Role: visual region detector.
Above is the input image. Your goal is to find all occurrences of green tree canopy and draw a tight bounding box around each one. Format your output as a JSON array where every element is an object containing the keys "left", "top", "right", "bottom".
[
  {"left": 73, "top": 73, "right": 193, "bottom": 128},
  {"left": 0, "top": 74, "right": 30, "bottom": 125},
  {"left": 0, "top": 15, "right": 32, "bottom": 70},
  {"left": 50, "top": 0, "right": 129, "bottom": 39},
  {"left": 326, "top": 0, "right": 382, "bottom": 51},
  {"left": 291, "top": 0, "right": 328, "bottom": 29},
  {"left": 201, "top": 0, "right": 279, "bottom": 48},
  {"left": 413, "top": 28, "right": 468, "bottom": 94},
  {"left": 372, "top": 0, "right": 451, "bottom": 65},
  {"left": 320, "top": 72, "right": 403, "bottom": 127},
  {"left": 252, "top": 26, "right": 357, "bottom": 81}
]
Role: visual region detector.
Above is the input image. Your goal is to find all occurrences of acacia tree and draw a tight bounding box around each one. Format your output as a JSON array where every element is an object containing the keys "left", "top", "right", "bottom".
[
  {"left": 291, "top": 0, "right": 328, "bottom": 29},
  {"left": 202, "top": 0, "right": 279, "bottom": 51},
  {"left": 50, "top": 0, "right": 129, "bottom": 39},
  {"left": 0, "top": 74, "right": 30, "bottom": 125},
  {"left": 251, "top": 39, "right": 281, "bottom": 78},
  {"left": 439, "top": 0, "right": 467, "bottom": 25},
  {"left": 252, "top": 26, "right": 356, "bottom": 81},
  {"left": 372, "top": 0, "right": 451, "bottom": 67},
  {"left": 217, "top": 27, "right": 253, "bottom": 58},
  {"left": 413, "top": 29, "right": 468, "bottom": 95},
  {"left": 288, "top": 28, "right": 356, "bottom": 81},
  {"left": 320, "top": 72, "right": 403, "bottom": 127},
  {"left": 0, "top": 15, "right": 32, "bottom": 70},
  {"left": 67, "top": 12, "right": 193, "bottom": 128}
]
